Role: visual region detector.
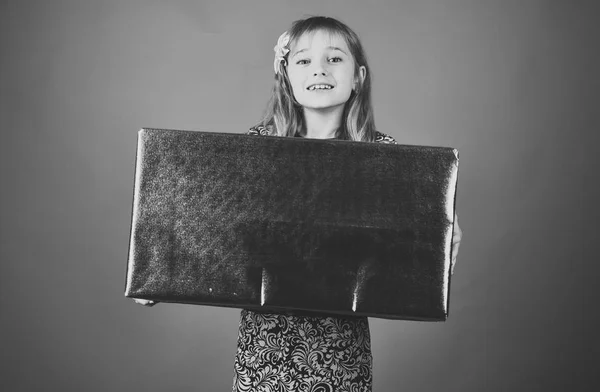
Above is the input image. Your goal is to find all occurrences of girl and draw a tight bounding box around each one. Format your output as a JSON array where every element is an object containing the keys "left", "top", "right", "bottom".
[
  {"left": 231, "top": 16, "right": 462, "bottom": 392},
  {"left": 136, "top": 15, "right": 463, "bottom": 392}
]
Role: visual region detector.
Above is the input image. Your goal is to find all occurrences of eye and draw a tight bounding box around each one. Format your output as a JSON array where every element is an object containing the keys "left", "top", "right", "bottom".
[
  {"left": 329, "top": 57, "right": 343, "bottom": 63},
  {"left": 296, "top": 59, "right": 310, "bottom": 65}
]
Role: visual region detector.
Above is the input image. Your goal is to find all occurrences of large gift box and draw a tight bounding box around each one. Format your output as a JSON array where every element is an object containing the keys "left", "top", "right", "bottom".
[{"left": 125, "top": 128, "right": 459, "bottom": 321}]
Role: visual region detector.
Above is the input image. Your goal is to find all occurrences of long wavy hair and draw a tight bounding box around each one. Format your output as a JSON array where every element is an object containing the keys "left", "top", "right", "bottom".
[{"left": 257, "top": 16, "right": 378, "bottom": 142}]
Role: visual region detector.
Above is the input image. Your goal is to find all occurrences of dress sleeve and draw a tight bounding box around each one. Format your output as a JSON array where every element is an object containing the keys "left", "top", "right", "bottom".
[
  {"left": 247, "top": 125, "right": 271, "bottom": 136},
  {"left": 374, "top": 131, "right": 398, "bottom": 144}
]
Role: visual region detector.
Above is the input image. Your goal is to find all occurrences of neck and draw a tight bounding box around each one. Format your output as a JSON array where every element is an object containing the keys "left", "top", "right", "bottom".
[{"left": 302, "top": 105, "right": 344, "bottom": 139}]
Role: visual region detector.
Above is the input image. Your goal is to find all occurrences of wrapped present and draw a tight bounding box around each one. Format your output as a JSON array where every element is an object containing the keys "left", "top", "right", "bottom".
[{"left": 125, "top": 128, "right": 459, "bottom": 321}]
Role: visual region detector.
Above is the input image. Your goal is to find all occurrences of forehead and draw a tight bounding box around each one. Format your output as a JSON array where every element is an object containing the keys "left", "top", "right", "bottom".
[{"left": 291, "top": 30, "right": 350, "bottom": 52}]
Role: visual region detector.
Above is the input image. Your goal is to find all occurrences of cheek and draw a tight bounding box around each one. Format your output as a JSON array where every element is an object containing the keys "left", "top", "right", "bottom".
[
  {"left": 335, "top": 75, "right": 354, "bottom": 96},
  {"left": 288, "top": 74, "right": 305, "bottom": 97},
  {"left": 341, "top": 67, "right": 357, "bottom": 88}
]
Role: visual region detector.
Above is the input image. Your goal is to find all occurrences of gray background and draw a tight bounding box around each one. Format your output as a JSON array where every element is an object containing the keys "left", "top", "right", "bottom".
[{"left": 1, "top": 0, "right": 598, "bottom": 391}]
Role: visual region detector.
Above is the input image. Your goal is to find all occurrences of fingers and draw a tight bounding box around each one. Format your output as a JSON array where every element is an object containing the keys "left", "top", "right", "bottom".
[
  {"left": 133, "top": 298, "right": 157, "bottom": 307},
  {"left": 451, "top": 240, "right": 460, "bottom": 275},
  {"left": 453, "top": 214, "right": 462, "bottom": 238},
  {"left": 451, "top": 214, "right": 462, "bottom": 275}
]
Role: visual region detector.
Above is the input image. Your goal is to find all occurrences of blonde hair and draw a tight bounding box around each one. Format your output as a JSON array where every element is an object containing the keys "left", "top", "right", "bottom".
[{"left": 257, "top": 16, "right": 377, "bottom": 142}]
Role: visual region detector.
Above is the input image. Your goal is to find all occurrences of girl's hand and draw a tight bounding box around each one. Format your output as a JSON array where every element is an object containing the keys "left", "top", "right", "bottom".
[
  {"left": 133, "top": 298, "right": 158, "bottom": 307},
  {"left": 451, "top": 214, "right": 462, "bottom": 275}
]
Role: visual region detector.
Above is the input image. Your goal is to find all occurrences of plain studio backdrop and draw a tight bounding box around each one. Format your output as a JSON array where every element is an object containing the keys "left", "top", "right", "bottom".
[{"left": 1, "top": 1, "right": 598, "bottom": 391}]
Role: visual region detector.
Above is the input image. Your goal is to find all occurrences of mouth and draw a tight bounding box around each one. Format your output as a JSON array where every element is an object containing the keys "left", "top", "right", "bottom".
[{"left": 307, "top": 84, "right": 334, "bottom": 91}]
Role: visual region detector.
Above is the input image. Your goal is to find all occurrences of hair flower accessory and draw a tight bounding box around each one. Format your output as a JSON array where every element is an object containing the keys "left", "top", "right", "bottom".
[{"left": 273, "top": 31, "right": 290, "bottom": 75}]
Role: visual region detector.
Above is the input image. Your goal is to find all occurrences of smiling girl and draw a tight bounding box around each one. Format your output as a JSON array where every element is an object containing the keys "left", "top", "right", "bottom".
[
  {"left": 232, "top": 16, "right": 463, "bottom": 392},
  {"left": 134, "top": 15, "right": 462, "bottom": 392}
]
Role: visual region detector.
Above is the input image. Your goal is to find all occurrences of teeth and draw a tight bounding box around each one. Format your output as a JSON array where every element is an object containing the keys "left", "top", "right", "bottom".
[{"left": 308, "top": 84, "right": 333, "bottom": 90}]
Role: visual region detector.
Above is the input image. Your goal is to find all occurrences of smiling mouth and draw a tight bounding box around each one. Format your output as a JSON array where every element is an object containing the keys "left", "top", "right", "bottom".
[{"left": 307, "top": 84, "right": 334, "bottom": 91}]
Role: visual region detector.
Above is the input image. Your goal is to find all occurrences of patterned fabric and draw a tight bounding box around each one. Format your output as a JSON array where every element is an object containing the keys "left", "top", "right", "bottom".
[
  {"left": 247, "top": 124, "right": 398, "bottom": 145},
  {"left": 247, "top": 125, "right": 272, "bottom": 136},
  {"left": 373, "top": 132, "right": 397, "bottom": 144},
  {"left": 232, "top": 126, "right": 398, "bottom": 392},
  {"left": 233, "top": 310, "right": 373, "bottom": 392}
]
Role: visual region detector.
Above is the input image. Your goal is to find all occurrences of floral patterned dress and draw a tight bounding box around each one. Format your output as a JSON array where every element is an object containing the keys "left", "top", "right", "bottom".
[{"left": 232, "top": 125, "right": 398, "bottom": 392}]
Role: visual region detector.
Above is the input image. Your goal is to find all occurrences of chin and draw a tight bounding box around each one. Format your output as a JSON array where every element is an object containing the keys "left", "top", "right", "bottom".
[{"left": 298, "top": 97, "right": 350, "bottom": 111}]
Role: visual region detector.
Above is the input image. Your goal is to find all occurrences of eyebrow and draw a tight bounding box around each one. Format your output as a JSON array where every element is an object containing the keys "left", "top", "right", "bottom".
[{"left": 292, "top": 46, "right": 348, "bottom": 58}]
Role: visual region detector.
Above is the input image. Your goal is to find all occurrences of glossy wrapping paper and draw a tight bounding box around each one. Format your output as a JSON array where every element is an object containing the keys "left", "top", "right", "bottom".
[{"left": 125, "top": 129, "right": 459, "bottom": 321}]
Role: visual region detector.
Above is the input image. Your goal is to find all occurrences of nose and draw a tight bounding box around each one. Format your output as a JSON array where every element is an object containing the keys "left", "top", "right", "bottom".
[{"left": 312, "top": 61, "right": 329, "bottom": 76}]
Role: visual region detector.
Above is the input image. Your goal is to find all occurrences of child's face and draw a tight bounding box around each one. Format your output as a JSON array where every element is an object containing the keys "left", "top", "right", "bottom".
[{"left": 287, "top": 30, "right": 365, "bottom": 112}]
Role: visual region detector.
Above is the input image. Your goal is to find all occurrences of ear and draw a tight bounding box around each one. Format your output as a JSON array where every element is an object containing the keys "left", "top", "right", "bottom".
[{"left": 354, "top": 66, "right": 367, "bottom": 90}]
